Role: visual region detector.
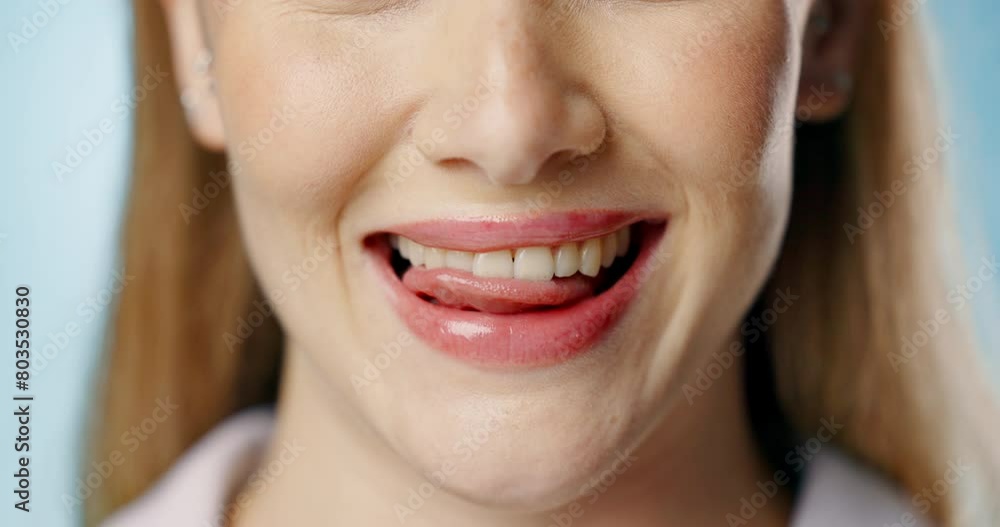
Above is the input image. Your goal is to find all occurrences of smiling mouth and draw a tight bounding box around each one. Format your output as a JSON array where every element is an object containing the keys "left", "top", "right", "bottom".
[
  {"left": 389, "top": 222, "right": 636, "bottom": 314},
  {"left": 365, "top": 212, "right": 668, "bottom": 368}
]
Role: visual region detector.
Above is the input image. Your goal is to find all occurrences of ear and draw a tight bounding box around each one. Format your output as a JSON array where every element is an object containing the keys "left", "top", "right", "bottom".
[
  {"left": 159, "top": 0, "right": 226, "bottom": 151},
  {"left": 797, "top": 0, "right": 870, "bottom": 123}
]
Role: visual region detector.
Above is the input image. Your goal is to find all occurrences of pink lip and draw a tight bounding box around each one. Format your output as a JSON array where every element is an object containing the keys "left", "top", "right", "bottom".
[
  {"left": 386, "top": 210, "right": 655, "bottom": 252},
  {"left": 366, "top": 212, "right": 668, "bottom": 368}
]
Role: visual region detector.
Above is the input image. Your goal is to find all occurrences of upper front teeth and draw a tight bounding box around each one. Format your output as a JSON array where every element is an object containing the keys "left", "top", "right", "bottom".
[{"left": 391, "top": 226, "right": 632, "bottom": 281}]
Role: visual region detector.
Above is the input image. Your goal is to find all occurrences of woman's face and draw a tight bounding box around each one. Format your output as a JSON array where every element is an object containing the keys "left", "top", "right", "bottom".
[{"left": 168, "top": 0, "right": 849, "bottom": 510}]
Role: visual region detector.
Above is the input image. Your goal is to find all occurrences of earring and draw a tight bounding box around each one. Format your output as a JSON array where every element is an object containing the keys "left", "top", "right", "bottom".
[
  {"left": 180, "top": 88, "right": 198, "bottom": 112},
  {"left": 179, "top": 49, "right": 214, "bottom": 112},
  {"left": 194, "top": 48, "right": 214, "bottom": 75}
]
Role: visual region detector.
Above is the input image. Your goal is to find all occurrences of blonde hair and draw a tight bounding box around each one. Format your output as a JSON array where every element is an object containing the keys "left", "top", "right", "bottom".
[{"left": 88, "top": 1, "right": 999, "bottom": 524}]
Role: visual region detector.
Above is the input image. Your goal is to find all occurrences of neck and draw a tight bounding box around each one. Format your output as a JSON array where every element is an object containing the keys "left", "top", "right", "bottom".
[{"left": 233, "top": 337, "right": 790, "bottom": 527}]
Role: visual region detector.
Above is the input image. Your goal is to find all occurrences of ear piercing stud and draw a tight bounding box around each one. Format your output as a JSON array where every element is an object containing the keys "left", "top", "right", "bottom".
[
  {"left": 180, "top": 88, "right": 198, "bottom": 112},
  {"left": 180, "top": 49, "right": 215, "bottom": 112},
  {"left": 194, "top": 48, "right": 214, "bottom": 75}
]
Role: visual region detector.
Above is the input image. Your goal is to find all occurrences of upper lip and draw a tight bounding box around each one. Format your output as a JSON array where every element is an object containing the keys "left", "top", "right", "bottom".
[{"left": 378, "top": 210, "right": 664, "bottom": 252}]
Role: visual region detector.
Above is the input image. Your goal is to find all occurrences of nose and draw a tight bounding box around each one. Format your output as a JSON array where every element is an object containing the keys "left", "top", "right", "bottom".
[{"left": 411, "top": 5, "right": 607, "bottom": 186}]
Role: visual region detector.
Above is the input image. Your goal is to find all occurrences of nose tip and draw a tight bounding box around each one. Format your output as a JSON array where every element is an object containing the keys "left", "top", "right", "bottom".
[
  {"left": 471, "top": 90, "right": 607, "bottom": 186},
  {"left": 416, "top": 79, "right": 608, "bottom": 187}
]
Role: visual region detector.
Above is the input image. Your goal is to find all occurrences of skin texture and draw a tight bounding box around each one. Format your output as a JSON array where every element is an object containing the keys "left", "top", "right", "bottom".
[{"left": 160, "top": 0, "right": 864, "bottom": 525}]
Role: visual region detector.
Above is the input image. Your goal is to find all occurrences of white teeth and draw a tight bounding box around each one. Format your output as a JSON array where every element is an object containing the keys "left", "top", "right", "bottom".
[
  {"left": 554, "top": 243, "right": 581, "bottom": 278},
  {"left": 424, "top": 247, "right": 446, "bottom": 268},
  {"left": 601, "top": 234, "right": 617, "bottom": 268},
  {"left": 410, "top": 241, "right": 426, "bottom": 266},
  {"left": 514, "top": 247, "right": 555, "bottom": 281},
  {"left": 391, "top": 225, "right": 634, "bottom": 281},
  {"left": 473, "top": 250, "right": 514, "bottom": 279},
  {"left": 399, "top": 237, "right": 411, "bottom": 259},
  {"left": 446, "top": 250, "right": 475, "bottom": 272},
  {"left": 616, "top": 228, "right": 630, "bottom": 257},
  {"left": 579, "top": 238, "right": 602, "bottom": 277}
]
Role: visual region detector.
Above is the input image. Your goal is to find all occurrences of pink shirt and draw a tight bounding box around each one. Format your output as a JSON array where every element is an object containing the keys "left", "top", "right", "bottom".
[{"left": 101, "top": 408, "right": 929, "bottom": 527}]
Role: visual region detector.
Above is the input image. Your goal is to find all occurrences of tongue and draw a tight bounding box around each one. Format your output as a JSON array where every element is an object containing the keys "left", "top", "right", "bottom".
[{"left": 402, "top": 267, "right": 598, "bottom": 314}]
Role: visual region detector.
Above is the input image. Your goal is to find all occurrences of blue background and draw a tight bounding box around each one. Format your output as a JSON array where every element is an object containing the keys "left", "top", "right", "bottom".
[{"left": 1, "top": 2, "right": 997, "bottom": 526}]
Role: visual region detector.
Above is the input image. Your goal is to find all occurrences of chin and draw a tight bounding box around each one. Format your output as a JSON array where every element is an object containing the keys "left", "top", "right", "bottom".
[{"left": 393, "top": 396, "right": 643, "bottom": 512}]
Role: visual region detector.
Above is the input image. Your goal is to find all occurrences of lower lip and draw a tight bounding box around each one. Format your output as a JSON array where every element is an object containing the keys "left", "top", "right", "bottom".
[{"left": 367, "top": 222, "right": 666, "bottom": 368}]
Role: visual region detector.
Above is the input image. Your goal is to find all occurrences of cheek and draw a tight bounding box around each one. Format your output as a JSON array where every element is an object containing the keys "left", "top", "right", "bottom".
[
  {"left": 588, "top": 3, "right": 798, "bottom": 365},
  {"left": 604, "top": 3, "right": 795, "bottom": 179},
  {"left": 679, "top": 7, "right": 796, "bottom": 304},
  {"left": 601, "top": 2, "right": 797, "bottom": 241},
  {"left": 212, "top": 13, "right": 411, "bottom": 216},
  {"left": 201, "top": 16, "right": 397, "bottom": 351}
]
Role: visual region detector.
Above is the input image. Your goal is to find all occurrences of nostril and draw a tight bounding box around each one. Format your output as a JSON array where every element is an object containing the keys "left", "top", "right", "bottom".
[
  {"left": 553, "top": 148, "right": 587, "bottom": 166},
  {"left": 440, "top": 158, "right": 476, "bottom": 170}
]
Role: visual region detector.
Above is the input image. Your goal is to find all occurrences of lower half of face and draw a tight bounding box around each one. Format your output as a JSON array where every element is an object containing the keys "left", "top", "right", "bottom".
[{"left": 217, "top": 0, "right": 798, "bottom": 510}]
